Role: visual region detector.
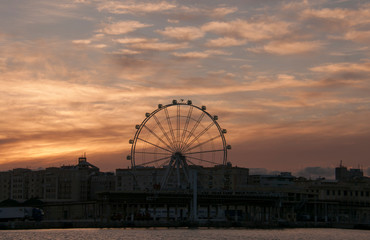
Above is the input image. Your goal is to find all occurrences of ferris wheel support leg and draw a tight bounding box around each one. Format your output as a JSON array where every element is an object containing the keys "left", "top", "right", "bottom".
[
  {"left": 160, "top": 157, "right": 175, "bottom": 190},
  {"left": 192, "top": 169, "right": 198, "bottom": 222},
  {"left": 176, "top": 157, "right": 181, "bottom": 188},
  {"left": 180, "top": 158, "right": 189, "bottom": 184}
]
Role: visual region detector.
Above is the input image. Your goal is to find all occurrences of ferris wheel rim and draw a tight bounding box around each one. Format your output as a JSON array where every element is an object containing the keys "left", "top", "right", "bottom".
[{"left": 129, "top": 101, "right": 228, "bottom": 169}]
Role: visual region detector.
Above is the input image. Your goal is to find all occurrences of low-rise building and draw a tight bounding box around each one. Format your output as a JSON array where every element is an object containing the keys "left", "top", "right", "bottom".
[
  {"left": 248, "top": 172, "right": 295, "bottom": 187},
  {"left": 116, "top": 163, "right": 249, "bottom": 192},
  {"left": 0, "top": 156, "right": 104, "bottom": 202},
  {"left": 0, "top": 171, "right": 11, "bottom": 201}
]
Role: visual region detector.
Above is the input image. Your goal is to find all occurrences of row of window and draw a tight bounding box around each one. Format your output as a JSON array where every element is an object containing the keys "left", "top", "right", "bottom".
[{"left": 325, "top": 189, "right": 370, "bottom": 197}]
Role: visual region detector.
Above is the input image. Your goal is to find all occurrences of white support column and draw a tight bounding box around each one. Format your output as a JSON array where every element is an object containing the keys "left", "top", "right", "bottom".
[{"left": 192, "top": 170, "right": 198, "bottom": 222}]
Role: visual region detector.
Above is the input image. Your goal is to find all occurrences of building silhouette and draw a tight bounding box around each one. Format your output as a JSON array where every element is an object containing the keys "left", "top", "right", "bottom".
[
  {"left": 335, "top": 161, "right": 364, "bottom": 181},
  {"left": 0, "top": 158, "right": 369, "bottom": 227}
]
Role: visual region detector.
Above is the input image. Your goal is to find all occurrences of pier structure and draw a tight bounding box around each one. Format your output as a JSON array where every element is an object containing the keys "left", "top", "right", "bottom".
[{"left": 96, "top": 191, "right": 282, "bottom": 224}]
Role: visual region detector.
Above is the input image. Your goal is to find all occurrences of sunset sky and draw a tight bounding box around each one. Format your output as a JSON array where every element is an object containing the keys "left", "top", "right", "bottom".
[{"left": 1, "top": 0, "right": 369, "bottom": 178}]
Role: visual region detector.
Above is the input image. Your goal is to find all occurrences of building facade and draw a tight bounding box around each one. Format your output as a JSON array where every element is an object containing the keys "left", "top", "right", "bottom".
[
  {"left": 0, "top": 156, "right": 109, "bottom": 202},
  {"left": 116, "top": 163, "right": 249, "bottom": 192}
]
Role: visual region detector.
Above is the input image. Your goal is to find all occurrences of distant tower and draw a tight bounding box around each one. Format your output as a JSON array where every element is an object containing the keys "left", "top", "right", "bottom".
[
  {"left": 335, "top": 160, "right": 348, "bottom": 181},
  {"left": 79, "top": 152, "right": 87, "bottom": 163}
]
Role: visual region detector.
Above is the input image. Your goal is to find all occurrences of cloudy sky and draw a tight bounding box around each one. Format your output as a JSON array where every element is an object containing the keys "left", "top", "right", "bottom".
[{"left": 0, "top": 0, "right": 369, "bottom": 177}]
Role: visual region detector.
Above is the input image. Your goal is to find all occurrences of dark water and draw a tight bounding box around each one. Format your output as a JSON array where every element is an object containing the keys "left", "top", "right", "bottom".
[{"left": 0, "top": 228, "right": 368, "bottom": 240}]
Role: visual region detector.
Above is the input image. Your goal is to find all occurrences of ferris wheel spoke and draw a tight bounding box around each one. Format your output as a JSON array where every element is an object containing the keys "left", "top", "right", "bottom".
[
  {"left": 177, "top": 104, "right": 180, "bottom": 149},
  {"left": 164, "top": 107, "right": 177, "bottom": 150},
  {"left": 137, "top": 156, "right": 171, "bottom": 166},
  {"left": 152, "top": 114, "right": 174, "bottom": 149},
  {"left": 184, "top": 149, "right": 225, "bottom": 155},
  {"left": 143, "top": 125, "right": 174, "bottom": 151},
  {"left": 181, "top": 122, "right": 215, "bottom": 152},
  {"left": 159, "top": 159, "right": 171, "bottom": 167},
  {"left": 183, "top": 135, "right": 220, "bottom": 153},
  {"left": 185, "top": 155, "right": 220, "bottom": 165},
  {"left": 185, "top": 158, "right": 197, "bottom": 166},
  {"left": 135, "top": 151, "right": 172, "bottom": 156},
  {"left": 180, "top": 106, "right": 193, "bottom": 144},
  {"left": 137, "top": 137, "right": 172, "bottom": 153},
  {"left": 182, "top": 112, "right": 205, "bottom": 150}
]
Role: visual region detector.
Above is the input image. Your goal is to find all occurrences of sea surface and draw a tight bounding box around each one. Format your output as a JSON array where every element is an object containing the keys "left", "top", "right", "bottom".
[{"left": 0, "top": 228, "right": 368, "bottom": 240}]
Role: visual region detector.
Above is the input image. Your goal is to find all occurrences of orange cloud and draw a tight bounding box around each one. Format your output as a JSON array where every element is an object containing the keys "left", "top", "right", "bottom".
[
  {"left": 206, "top": 37, "right": 247, "bottom": 47},
  {"left": 344, "top": 31, "right": 370, "bottom": 43},
  {"left": 157, "top": 27, "right": 204, "bottom": 41},
  {"left": 172, "top": 51, "right": 209, "bottom": 59},
  {"left": 250, "top": 40, "right": 324, "bottom": 55},
  {"left": 72, "top": 39, "right": 91, "bottom": 44},
  {"left": 171, "top": 50, "right": 230, "bottom": 59},
  {"left": 99, "top": 21, "right": 152, "bottom": 35},
  {"left": 209, "top": 7, "right": 238, "bottom": 18},
  {"left": 114, "top": 38, "right": 149, "bottom": 44},
  {"left": 98, "top": 1, "right": 176, "bottom": 14},
  {"left": 300, "top": 5, "right": 370, "bottom": 44},
  {"left": 129, "top": 41, "right": 188, "bottom": 51},
  {"left": 310, "top": 61, "right": 370, "bottom": 73},
  {"left": 116, "top": 49, "right": 141, "bottom": 55},
  {"left": 302, "top": 7, "right": 370, "bottom": 27},
  {"left": 202, "top": 19, "right": 291, "bottom": 41},
  {"left": 167, "top": 19, "right": 179, "bottom": 24},
  {"left": 176, "top": 5, "right": 237, "bottom": 19}
]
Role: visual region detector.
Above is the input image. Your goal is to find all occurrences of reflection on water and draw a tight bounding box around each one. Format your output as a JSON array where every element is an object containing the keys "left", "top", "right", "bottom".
[{"left": 0, "top": 228, "right": 369, "bottom": 240}]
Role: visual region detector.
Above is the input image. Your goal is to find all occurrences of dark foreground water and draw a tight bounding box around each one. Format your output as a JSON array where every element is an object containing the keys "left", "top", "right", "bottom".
[{"left": 0, "top": 228, "right": 369, "bottom": 240}]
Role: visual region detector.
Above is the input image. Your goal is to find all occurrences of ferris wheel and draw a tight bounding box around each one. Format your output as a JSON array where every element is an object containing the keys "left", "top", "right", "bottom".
[{"left": 127, "top": 100, "right": 231, "bottom": 190}]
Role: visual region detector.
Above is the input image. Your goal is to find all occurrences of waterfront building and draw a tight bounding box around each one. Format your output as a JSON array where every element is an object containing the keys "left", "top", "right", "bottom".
[
  {"left": 28, "top": 169, "right": 44, "bottom": 199},
  {"left": 248, "top": 172, "right": 295, "bottom": 187},
  {"left": 0, "top": 156, "right": 103, "bottom": 202},
  {"left": 90, "top": 172, "right": 115, "bottom": 199},
  {"left": 1, "top": 158, "right": 369, "bottom": 226},
  {"left": 304, "top": 178, "right": 370, "bottom": 223},
  {"left": 116, "top": 163, "right": 249, "bottom": 192},
  {"left": 0, "top": 171, "right": 11, "bottom": 201}
]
